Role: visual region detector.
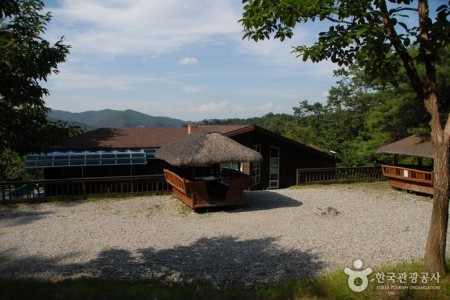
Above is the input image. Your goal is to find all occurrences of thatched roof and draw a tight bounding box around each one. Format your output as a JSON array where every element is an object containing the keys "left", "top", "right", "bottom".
[
  {"left": 154, "top": 131, "right": 263, "bottom": 166},
  {"left": 376, "top": 135, "right": 433, "bottom": 158}
]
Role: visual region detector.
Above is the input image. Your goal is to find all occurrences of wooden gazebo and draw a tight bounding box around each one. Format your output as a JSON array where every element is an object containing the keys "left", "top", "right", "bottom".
[
  {"left": 376, "top": 135, "right": 434, "bottom": 195},
  {"left": 155, "top": 131, "right": 262, "bottom": 210}
]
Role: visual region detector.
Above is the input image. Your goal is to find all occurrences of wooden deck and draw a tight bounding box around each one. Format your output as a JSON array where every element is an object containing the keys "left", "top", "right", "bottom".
[
  {"left": 381, "top": 164, "right": 434, "bottom": 195},
  {"left": 163, "top": 169, "right": 251, "bottom": 210}
]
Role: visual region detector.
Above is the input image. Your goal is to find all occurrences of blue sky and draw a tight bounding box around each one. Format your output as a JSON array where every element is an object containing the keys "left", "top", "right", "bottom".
[
  {"left": 42, "top": 0, "right": 337, "bottom": 121},
  {"left": 41, "top": 0, "right": 444, "bottom": 121}
]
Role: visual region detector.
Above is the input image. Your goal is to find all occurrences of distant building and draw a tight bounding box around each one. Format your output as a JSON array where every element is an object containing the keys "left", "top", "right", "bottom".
[{"left": 26, "top": 125, "right": 335, "bottom": 190}]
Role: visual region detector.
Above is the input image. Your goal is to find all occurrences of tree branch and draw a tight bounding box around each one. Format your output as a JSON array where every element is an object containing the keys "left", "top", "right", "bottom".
[
  {"left": 376, "top": 0, "right": 425, "bottom": 99},
  {"left": 418, "top": 0, "right": 437, "bottom": 97},
  {"left": 325, "top": 16, "right": 353, "bottom": 25}
]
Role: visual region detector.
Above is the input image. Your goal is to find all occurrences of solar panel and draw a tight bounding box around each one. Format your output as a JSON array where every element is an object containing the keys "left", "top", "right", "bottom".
[{"left": 24, "top": 149, "right": 152, "bottom": 169}]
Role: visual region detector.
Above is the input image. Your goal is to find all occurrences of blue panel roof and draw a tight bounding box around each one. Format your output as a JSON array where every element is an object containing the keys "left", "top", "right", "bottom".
[{"left": 24, "top": 149, "right": 156, "bottom": 169}]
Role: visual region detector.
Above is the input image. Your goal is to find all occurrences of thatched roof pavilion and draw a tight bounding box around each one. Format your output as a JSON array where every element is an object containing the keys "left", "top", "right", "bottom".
[
  {"left": 376, "top": 135, "right": 433, "bottom": 158},
  {"left": 154, "top": 131, "right": 262, "bottom": 166}
]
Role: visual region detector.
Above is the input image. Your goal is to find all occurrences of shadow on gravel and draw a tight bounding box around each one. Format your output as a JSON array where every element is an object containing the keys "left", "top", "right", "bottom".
[
  {"left": 240, "top": 190, "right": 302, "bottom": 212},
  {"left": 192, "top": 191, "right": 302, "bottom": 214},
  {"left": 0, "top": 236, "right": 324, "bottom": 288},
  {"left": 0, "top": 209, "right": 53, "bottom": 227}
]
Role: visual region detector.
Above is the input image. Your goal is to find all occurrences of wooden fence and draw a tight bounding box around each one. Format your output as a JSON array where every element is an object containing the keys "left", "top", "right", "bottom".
[
  {"left": 296, "top": 166, "right": 384, "bottom": 185},
  {"left": 1, "top": 175, "right": 170, "bottom": 202}
]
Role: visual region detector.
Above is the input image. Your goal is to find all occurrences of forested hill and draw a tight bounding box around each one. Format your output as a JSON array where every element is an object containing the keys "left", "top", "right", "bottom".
[{"left": 49, "top": 109, "right": 186, "bottom": 130}]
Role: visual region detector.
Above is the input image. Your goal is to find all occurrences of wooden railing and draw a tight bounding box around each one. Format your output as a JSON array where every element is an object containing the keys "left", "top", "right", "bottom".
[
  {"left": 381, "top": 165, "right": 433, "bottom": 184},
  {"left": 296, "top": 166, "right": 384, "bottom": 185},
  {"left": 1, "top": 175, "right": 170, "bottom": 202},
  {"left": 381, "top": 164, "right": 434, "bottom": 195}
]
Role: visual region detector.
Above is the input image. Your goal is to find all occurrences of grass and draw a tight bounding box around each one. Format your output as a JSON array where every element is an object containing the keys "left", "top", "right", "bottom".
[
  {"left": 55, "top": 192, "right": 165, "bottom": 203},
  {"left": 1, "top": 192, "right": 169, "bottom": 208},
  {"left": 1, "top": 261, "right": 448, "bottom": 300},
  {"left": 291, "top": 180, "right": 434, "bottom": 199},
  {"left": 291, "top": 180, "right": 392, "bottom": 191},
  {"left": 176, "top": 200, "right": 192, "bottom": 216}
]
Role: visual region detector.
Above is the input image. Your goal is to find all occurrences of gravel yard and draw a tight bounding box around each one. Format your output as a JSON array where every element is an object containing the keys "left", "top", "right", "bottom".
[{"left": 0, "top": 183, "right": 448, "bottom": 287}]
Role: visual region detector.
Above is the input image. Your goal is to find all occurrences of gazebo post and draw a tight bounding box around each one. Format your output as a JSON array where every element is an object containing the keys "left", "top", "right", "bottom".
[{"left": 191, "top": 166, "right": 196, "bottom": 180}]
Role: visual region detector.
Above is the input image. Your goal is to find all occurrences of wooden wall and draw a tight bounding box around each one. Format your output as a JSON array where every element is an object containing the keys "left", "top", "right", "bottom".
[{"left": 231, "top": 128, "right": 335, "bottom": 189}]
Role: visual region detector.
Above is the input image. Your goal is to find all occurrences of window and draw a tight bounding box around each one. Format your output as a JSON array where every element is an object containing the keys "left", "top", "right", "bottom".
[
  {"left": 251, "top": 145, "right": 261, "bottom": 186},
  {"left": 220, "top": 161, "right": 240, "bottom": 170},
  {"left": 269, "top": 146, "right": 280, "bottom": 188}
]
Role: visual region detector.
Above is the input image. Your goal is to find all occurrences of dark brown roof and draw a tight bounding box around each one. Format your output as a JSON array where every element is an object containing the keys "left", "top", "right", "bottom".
[
  {"left": 54, "top": 124, "right": 333, "bottom": 160},
  {"left": 376, "top": 135, "right": 433, "bottom": 158},
  {"left": 54, "top": 125, "right": 251, "bottom": 150},
  {"left": 155, "top": 131, "right": 262, "bottom": 166}
]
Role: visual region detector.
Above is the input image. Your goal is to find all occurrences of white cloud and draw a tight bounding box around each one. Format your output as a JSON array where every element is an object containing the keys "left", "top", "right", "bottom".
[
  {"left": 258, "top": 101, "right": 283, "bottom": 111},
  {"left": 194, "top": 101, "right": 229, "bottom": 113},
  {"left": 178, "top": 57, "right": 199, "bottom": 65},
  {"left": 233, "top": 104, "right": 251, "bottom": 111},
  {"left": 181, "top": 84, "right": 204, "bottom": 93},
  {"left": 49, "top": 0, "right": 241, "bottom": 56},
  {"left": 321, "top": 91, "right": 330, "bottom": 98},
  {"left": 238, "top": 25, "right": 336, "bottom": 77},
  {"left": 47, "top": 69, "right": 173, "bottom": 91}
]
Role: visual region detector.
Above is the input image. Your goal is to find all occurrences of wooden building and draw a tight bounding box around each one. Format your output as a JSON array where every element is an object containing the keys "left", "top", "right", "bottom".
[{"left": 25, "top": 125, "right": 335, "bottom": 190}]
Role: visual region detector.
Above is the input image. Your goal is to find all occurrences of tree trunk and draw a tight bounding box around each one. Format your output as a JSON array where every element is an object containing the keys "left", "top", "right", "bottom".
[{"left": 424, "top": 94, "right": 450, "bottom": 274}]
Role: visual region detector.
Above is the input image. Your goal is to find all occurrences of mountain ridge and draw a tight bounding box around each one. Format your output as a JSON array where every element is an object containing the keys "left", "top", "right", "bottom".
[{"left": 49, "top": 109, "right": 186, "bottom": 130}]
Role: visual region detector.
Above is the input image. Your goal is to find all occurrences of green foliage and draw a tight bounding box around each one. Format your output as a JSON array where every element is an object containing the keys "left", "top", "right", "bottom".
[
  {"left": 0, "top": 0, "right": 72, "bottom": 155},
  {"left": 0, "top": 148, "right": 27, "bottom": 181},
  {"left": 0, "top": 1, "right": 81, "bottom": 181},
  {"left": 290, "top": 57, "right": 441, "bottom": 166}
]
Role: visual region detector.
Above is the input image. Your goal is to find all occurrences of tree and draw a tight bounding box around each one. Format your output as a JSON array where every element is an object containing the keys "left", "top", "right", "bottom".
[
  {"left": 0, "top": 0, "right": 70, "bottom": 156},
  {"left": 241, "top": 0, "right": 449, "bottom": 273},
  {"left": 291, "top": 56, "right": 443, "bottom": 166}
]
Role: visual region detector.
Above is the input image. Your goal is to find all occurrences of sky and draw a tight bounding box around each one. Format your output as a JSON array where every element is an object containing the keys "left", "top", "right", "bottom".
[{"left": 41, "top": 0, "right": 339, "bottom": 121}]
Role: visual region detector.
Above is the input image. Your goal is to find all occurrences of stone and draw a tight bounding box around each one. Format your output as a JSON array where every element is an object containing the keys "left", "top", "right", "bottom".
[
  {"left": 313, "top": 207, "right": 326, "bottom": 216},
  {"left": 327, "top": 206, "right": 338, "bottom": 216}
]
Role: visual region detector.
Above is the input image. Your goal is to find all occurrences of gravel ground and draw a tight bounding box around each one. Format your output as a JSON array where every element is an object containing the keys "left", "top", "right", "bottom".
[{"left": 0, "top": 183, "right": 448, "bottom": 287}]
